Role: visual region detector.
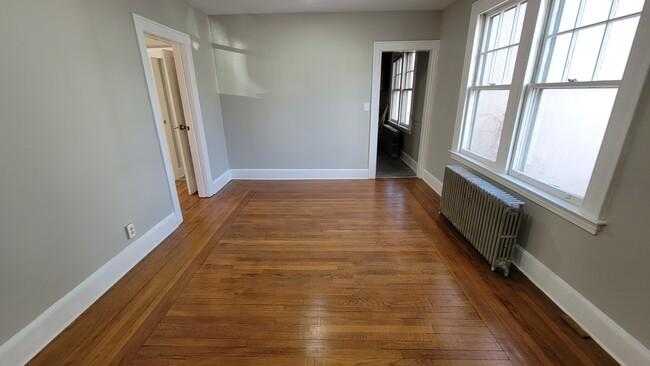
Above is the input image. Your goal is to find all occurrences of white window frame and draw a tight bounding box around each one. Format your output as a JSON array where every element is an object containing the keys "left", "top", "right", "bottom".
[
  {"left": 388, "top": 51, "right": 417, "bottom": 132},
  {"left": 451, "top": 0, "right": 650, "bottom": 234}
]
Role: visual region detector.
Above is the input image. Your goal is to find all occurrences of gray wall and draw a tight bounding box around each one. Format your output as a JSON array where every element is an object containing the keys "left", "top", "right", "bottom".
[
  {"left": 209, "top": 12, "right": 441, "bottom": 169},
  {"left": 400, "top": 52, "right": 430, "bottom": 162},
  {"left": 0, "top": 0, "right": 228, "bottom": 344},
  {"left": 426, "top": 0, "right": 650, "bottom": 348}
]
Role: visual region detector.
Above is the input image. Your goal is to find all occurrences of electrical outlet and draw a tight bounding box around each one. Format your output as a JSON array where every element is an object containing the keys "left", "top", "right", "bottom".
[{"left": 125, "top": 223, "right": 136, "bottom": 239}]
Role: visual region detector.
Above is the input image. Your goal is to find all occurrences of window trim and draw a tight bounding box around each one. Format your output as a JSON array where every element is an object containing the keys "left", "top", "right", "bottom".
[{"left": 451, "top": 0, "right": 650, "bottom": 234}]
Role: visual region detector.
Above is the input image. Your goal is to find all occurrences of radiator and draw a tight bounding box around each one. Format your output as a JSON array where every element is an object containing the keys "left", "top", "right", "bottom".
[
  {"left": 439, "top": 165, "right": 524, "bottom": 277},
  {"left": 379, "top": 124, "right": 400, "bottom": 159}
]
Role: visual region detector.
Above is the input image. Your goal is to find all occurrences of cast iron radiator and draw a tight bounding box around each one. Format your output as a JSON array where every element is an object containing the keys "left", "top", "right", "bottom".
[
  {"left": 439, "top": 165, "right": 524, "bottom": 277},
  {"left": 379, "top": 124, "right": 400, "bottom": 159}
]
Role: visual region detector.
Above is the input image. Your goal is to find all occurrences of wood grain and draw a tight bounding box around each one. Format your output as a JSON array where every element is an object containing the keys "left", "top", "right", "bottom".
[{"left": 28, "top": 179, "right": 617, "bottom": 365}]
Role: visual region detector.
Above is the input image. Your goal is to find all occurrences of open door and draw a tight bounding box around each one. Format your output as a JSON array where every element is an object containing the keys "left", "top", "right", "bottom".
[
  {"left": 150, "top": 57, "right": 184, "bottom": 180},
  {"left": 161, "top": 49, "right": 198, "bottom": 195}
]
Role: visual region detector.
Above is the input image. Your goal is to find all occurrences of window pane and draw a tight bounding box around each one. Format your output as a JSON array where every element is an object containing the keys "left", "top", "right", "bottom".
[
  {"left": 390, "top": 91, "right": 400, "bottom": 121},
  {"left": 479, "top": 51, "right": 495, "bottom": 85},
  {"left": 465, "top": 90, "right": 509, "bottom": 161},
  {"left": 405, "top": 71, "right": 415, "bottom": 89},
  {"left": 407, "top": 52, "right": 416, "bottom": 71},
  {"left": 514, "top": 2, "right": 527, "bottom": 41},
  {"left": 490, "top": 48, "right": 509, "bottom": 84},
  {"left": 400, "top": 90, "right": 413, "bottom": 125},
  {"left": 615, "top": 0, "right": 645, "bottom": 17},
  {"left": 515, "top": 88, "right": 617, "bottom": 197},
  {"left": 567, "top": 25, "right": 605, "bottom": 81},
  {"left": 498, "top": 7, "right": 517, "bottom": 47},
  {"left": 504, "top": 45, "right": 519, "bottom": 84},
  {"left": 555, "top": 0, "right": 581, "bottom": 33},
  {"left": 486, "top": 14, "right": 501, "bottom": 51},
  {"left": 540, "top": 33, "right": 571, "bottom": 82},
  {"left": 598, "top": 16, "right": 640, "bottom": 80},
  {"left": 579, "top": 0, "right": 613, "bottom": 27}
]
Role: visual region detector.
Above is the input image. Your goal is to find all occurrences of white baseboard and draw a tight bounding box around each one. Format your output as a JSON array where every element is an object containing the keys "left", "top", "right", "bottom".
[
  {"left": 210, "top": 169, "right": 232, "bottom": 195},
  {"left": 230, "top": 169, "right": 369, "bottom": 180},
  {"left": 399, "top": 151, "right": 418, "bottom": 172},
  {"left": 420, "top": 169, "right": 443, "bottom": 195},
  {"left": 512, "top": 245, "right": 650, "bottom": 366},
  {"left": 0, "top": 213, "right": 179, "bottom": 366}
]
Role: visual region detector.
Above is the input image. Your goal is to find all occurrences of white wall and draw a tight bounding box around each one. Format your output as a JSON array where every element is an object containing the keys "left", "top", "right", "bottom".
[
  {"left": 0, "top": 0, "right": 228, "bottom": 345},
  {"left": 209, "top": 12, "right": 441, "bottom": 169},
  {"left": 427, "top": 0, "right": 650, "bottom": 349}
]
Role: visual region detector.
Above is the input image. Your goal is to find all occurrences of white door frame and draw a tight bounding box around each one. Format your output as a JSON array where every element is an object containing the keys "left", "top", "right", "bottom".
[
  {"left": 368, "top": 40, "right": 441, "bottom": 179},
  {"left": 133, "top": 14, "right": 213, "bottom": 224}
]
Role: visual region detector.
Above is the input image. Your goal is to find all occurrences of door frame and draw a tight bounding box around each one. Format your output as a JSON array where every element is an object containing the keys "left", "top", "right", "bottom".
[
  {"left": 368, "top": 40, "right": 441, "bottom": 179},
  {"left": 133, "top": 14, "right": 213, "bottom": 223}
]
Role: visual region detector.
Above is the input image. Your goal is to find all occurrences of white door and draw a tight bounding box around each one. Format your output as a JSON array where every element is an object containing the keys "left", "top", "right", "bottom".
[
  {"left": 161, "top": 49, "right": 198, "bottom": 195},
  {"left": 150, "top": 57, "right": 184, "bottom": 180}
]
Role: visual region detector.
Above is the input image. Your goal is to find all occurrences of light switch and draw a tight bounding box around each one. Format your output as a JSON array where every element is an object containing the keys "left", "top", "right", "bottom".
[{"left": 363, "top": 102, "right": 370, "bottom": 112}]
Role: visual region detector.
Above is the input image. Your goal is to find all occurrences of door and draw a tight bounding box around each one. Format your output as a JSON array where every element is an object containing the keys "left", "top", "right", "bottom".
[
  {"left": 150, "top": 57, "right": 184, "bottom": 180},
  {"left": 161, "top": 49, "right": 197, "bottom": 195}
]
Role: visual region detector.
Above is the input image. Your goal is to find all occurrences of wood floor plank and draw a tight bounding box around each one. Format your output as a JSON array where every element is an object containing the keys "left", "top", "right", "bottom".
[{"left": 27, "top": 179, "right": 618, "bottom": 365}]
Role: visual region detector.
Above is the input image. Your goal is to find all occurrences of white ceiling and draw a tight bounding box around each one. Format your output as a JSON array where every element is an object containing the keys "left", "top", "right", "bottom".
[{"left": 185, "top": 0, "right": 457, "bottom": 15}]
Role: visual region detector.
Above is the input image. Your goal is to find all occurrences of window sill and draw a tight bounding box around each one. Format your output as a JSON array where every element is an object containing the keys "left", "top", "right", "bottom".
[
  {"left": 386, "top": 121, "right": 411, "bottom": 134},
  {"left": 450, "top": 151, "right": 605, "bottom": 235}
]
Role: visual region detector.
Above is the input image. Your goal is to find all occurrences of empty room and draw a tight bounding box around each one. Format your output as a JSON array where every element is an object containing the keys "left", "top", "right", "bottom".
[{"left": 1, "top": 0, "right": 649, "bottom": 365}]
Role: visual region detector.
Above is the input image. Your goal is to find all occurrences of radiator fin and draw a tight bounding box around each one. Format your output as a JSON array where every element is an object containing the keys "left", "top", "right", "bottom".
[{"left": 439, "top": 165, "right": 524, "bottom": 277}]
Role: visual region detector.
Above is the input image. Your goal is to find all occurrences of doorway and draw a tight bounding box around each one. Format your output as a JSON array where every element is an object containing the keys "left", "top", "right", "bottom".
[
  {"left": 376, "top": 51, "right": 430, "bottom": 178},
  {"left": 146, "top": 36, "right": 198, "bottom": 200},
  {"left": 133, "top": 14, "right": 214, "bottom": 224},
  {"left": 368, "top": 41, "right": 440, "bottom": 179}
]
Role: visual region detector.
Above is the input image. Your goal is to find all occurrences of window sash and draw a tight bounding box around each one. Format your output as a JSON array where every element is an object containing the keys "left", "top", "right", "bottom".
[{"left": 389, "top": 52, "right": 417, "bottom": 130}]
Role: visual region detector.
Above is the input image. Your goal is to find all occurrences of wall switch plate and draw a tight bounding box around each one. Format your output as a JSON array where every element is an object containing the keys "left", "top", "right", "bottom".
[
  {"left": 125, "top": 223, "right": 136, "bottom": 239},
  {"left": 363, "top": 102, "right": 370, "bottom": 112}
]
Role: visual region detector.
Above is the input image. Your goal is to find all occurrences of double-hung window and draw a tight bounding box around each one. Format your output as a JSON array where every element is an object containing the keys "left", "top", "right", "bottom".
[
  {"left": 453, "top": 0, "right": 649, "bottom": 233},
  {"left": 462, "top": 1, "right": 527, "bottom": 162},
  {"left": 389, "top": 51, "right": 417, "bottom": 131}
]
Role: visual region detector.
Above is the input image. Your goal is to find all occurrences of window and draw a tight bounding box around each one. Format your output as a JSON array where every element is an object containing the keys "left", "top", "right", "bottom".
[
  {"left": 453, "top": 0, "right": 649, "bottom": 233},
  {"left": 463, "top": 1, "right": 527, "bottom": 161},
  {"left": 389, "top": 51, "right": 417, "bottom": 131}
]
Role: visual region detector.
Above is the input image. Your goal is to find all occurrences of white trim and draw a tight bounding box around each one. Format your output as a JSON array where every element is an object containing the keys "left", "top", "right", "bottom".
[
  {"left": 512, "top": 245, "right": 650, "bottom": 366},
  {"left": 399, "top": 150, "right": 418, "bottom": 172},
  {"left": 0, "top": 214, "right": 179, "bottom": 366},
  {"left": 210, "top": 169, "right": 232, "bottom": 195},
  {"left": 369, "top": 40, "right": 441, "bottom": 179},
  {"left": 133, "top": 14, "right": 213, "bottom": 214},
  {"left": 230, "top": 169, "right": 369, "bottom": 180},
  {"left": 420, "top": 169, "right": 443, "bottom": 195}
]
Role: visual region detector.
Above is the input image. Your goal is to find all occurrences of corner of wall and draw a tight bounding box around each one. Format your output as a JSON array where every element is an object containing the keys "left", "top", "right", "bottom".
[{"left": 0, "top": 214, "right": 179, "bottom": 366}]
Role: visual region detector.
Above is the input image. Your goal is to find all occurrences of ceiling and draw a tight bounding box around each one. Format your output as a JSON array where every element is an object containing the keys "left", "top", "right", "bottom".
[{"left": 185, "top": 0, "right": 456, "bottom": 15}]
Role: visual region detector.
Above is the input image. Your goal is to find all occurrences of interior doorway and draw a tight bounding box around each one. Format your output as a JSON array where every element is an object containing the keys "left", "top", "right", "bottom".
[
  {"left": 368, "top": 41, "right": 440, "bottom": 179},
  {"left": 146, "top": 36, "right": 198, "bottom": 197},
  {"left": 133, "top": 14, "right": 215, "bottom": 224},
  {"left": 376, "top": 51, "right": 430, "bottom": 178}
]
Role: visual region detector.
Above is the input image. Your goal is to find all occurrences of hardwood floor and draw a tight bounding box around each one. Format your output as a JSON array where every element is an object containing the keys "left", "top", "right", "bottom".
[{"left": 28, "top": 179, "right": 617, "bottom": 365}]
